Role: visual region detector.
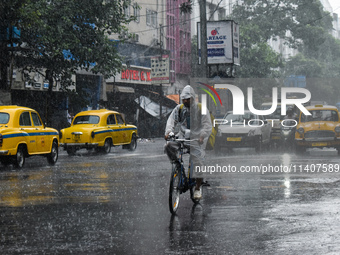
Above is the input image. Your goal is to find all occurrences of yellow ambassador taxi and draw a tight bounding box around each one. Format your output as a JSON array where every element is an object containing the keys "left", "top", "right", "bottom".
[
  {"left": 0, "top": 106, "right": 59, "bottom": 168},
  {"left": 59, "top": 109, "right": 138, "bottom": 155},
  {"left": 295, "top": 105, "right": 340, "bottom": 154}
]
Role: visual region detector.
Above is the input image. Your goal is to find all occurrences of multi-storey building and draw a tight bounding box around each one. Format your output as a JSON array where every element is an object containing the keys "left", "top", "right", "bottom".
[{"left": 165, "top": 0, "right": 192, "bottom": 94}]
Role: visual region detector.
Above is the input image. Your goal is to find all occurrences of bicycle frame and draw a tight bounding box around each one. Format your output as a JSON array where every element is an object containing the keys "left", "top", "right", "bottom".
[
  {"left": 175, "top": 139, "right": 196, "bottom": 192},
  {"left": 168, "top": 138, "right": 199, "bottom": 214}
]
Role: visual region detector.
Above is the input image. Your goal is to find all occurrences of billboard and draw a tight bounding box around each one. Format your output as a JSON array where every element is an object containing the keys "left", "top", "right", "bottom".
[
  {"left": 151, "top": 55, "right": 170, "bottom": 84},
  {"left": 197, "top": 20, "right": 240, "bottom": 65}
]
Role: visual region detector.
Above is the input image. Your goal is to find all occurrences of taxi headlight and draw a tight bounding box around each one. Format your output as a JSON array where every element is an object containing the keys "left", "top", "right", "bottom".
[
  {"left": 297, "top": 127, "right": 304, "bottom": 134},
  {"left": 335, "top": 126, "right": 340, "bottom": 133}
]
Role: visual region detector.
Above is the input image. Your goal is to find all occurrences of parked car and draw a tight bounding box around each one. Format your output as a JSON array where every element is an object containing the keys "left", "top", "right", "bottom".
[
  {"left": 215, "top": 110, "right": 272, "bottom": 153},
  {"left": 59, "top": 109, "right": 138, "bottom": 155},
  {"left": 295, "top": 104, "right": 340, "bottom": 154},
  {"left": 0, "top": 105, "right": 59, "bottom": 168}
]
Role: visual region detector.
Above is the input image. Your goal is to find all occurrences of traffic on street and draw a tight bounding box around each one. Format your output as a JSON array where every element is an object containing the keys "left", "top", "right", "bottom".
[{"left": 1, "top": 139, "right": 339, "bottom": 254}]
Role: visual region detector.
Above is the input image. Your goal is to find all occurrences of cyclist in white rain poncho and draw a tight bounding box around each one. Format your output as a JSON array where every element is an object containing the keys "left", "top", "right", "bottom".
[{"left": 164, "top": 85, "right": 212, "bottom": 199}]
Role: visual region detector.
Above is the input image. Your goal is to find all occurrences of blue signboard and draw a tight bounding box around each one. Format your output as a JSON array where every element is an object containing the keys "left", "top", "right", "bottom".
[{"left": 284, "top": 75, "right": 306, "bottom": 88}]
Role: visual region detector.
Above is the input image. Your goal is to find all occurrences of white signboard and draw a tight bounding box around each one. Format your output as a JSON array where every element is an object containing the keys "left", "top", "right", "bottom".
[
  {"left": 151, "top": 55, "right": 170, "bottom": 84},
  {"left": 197, "top": 20, "right": 240, "bottom": 65}
]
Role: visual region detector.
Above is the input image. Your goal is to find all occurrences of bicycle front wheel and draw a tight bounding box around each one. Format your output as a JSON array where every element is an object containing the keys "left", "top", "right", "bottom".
[{"left": 169, "top": 167, "right": 180, "bottom": 214}]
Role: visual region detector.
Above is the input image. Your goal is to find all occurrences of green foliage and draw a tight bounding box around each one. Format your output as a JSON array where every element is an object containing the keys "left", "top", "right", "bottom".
[
  {"left": 230, "top": 0, "right": 334, "bottom": 79},
  {"left": 1, "top": 0, "right": 132, "bottom": 90},
  {"left": 235, "top": 23, "right": 283, "bottom": 78}
]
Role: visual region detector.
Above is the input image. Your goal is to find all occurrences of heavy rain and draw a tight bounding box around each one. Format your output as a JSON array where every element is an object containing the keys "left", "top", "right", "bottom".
[{"left": 2, "top": 0, "right": 340, "bottom": 254}]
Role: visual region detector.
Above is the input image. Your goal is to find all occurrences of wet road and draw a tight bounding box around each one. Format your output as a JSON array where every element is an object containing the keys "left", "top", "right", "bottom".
[{"left": 0, "top": 139, "right": 340, "bottom": 254}]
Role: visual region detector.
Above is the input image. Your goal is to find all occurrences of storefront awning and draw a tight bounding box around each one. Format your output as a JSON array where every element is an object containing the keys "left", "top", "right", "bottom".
[
  {"left": 114, "top": 86, "right": 135, "bottom": 93},
  {"left": 166, "top": 94, "right": 180, "bottom": 104},
  {"left": 135, "top": 96, "right": 174, "bottom": 119}
]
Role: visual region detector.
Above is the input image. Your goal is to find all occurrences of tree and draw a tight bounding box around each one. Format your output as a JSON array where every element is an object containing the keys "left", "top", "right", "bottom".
[
  {"left": 1, "top": 0, "right": 133, "bottom": 124},
  {"left": 230, "top": 0, "right": 333, "bottom": 78}
]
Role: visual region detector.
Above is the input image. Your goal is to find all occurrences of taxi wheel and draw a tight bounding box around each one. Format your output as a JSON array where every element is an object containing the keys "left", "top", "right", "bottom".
[
  {"left": 128, "top": 134, "right": 137, "bottom": 151},
  {"left": 103, "top": 139, "right": 112, "bottom": 154},
  {"left": 47, "top": 141, "right": 58, "bottom": 165},
  {"left": 14, "top": 145, "right": 25, "bottom": 168}
]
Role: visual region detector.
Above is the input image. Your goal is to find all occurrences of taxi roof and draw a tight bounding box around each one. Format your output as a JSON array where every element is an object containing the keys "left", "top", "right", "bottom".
[
  {"left": 305, "top": 105, "right": 338, "bottom": 110},
  {"left": 75, "top": 109, "right": 120, "bottom": 116},
  {"left": 0, "top": 105, "right": 35, "bottom": 113}
]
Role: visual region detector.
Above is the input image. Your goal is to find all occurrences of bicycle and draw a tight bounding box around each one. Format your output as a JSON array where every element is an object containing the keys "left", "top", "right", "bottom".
[{"left": 168, "top": 137, "right": 201, "bottom": 215}]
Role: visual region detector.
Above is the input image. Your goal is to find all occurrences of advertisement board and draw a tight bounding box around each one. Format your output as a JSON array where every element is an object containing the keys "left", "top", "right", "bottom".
[
  {"left": 197, "top": 20, "right": 240, "bottom": 65},
  {"left": 151, "top": 55, "right": 170, "bottom": 84}
]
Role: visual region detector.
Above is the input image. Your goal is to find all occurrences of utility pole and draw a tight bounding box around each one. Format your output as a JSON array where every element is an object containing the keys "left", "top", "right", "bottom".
[
  {"left": 199, "top": 0, "right": 208, "bottom": 78},
  {"left": 159, "top": 24, "right": 163, "bottom": 136}
]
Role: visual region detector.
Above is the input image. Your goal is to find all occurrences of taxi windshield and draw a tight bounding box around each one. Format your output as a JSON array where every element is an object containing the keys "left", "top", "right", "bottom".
[
  {"left": 73, "top": 115, "right": 100, "bottom": 124},
  {"left": 0, "top": 113, "right": 9, "bottom": 124},
  {"left": 301, "top": 110, "right": 339, "bottom": 122}
]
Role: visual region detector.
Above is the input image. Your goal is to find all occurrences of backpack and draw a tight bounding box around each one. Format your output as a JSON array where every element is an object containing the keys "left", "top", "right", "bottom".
[{"left": 179, "top": 103, "right": 218, "bottom": 150}]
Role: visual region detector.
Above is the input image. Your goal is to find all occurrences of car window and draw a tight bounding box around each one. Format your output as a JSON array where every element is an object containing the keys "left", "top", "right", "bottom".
[
  {"left": 107, "top": 114, "right": 116, "bottom": 125},
  {"left": 31, "top": 112, "right": 42, "bottom": 126},
  {"left": 73, "top": 115, "right": 100, "bottom": 124},
  {"left": 116, "top": 114, "right": 125, "bottom": 125},
  {"left": 19, "top": 112, "right": 32, "bottom": 126},
  {"left": 301, "top": 110, "right": 339, "bottom": 122},
  {"left": 0, "top": 113, "right": 9, "bottom": 124}
]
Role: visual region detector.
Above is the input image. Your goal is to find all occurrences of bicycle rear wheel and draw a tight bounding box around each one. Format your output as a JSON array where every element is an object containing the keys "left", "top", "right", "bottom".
[{"left": 169, "top": 166, "right": 180, "bottom": 214}]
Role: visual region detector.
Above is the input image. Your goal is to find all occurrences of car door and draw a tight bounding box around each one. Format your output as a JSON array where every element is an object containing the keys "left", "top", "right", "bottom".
[
  {"left": 106, "top": 114, "right": 120, "bottom": 145},
  {"left": 32, "top": 111, "right": 49, "bottom": 153},
  {"left": 116, "top": 114, "right": 129, "bottom": 144},
  {"left": 19, "top": 111, "right": 37, "bottom": 153}
]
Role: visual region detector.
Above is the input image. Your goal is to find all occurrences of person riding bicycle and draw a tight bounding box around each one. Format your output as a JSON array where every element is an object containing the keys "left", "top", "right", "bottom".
[{"left": 164, "top": 85, "right": 212, "bottom": 200}]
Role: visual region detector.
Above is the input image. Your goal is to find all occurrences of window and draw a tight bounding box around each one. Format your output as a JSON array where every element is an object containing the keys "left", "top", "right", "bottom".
[
  {"left": 19, "top": 112, "right": 32, "bottom": 126},
  {"left": 133, "top": 3, "right": 140, "bottom": 23},
  {"left": 31, "top": 112, "right": 42, "bottom": 126},
  {"left": 116, "top": 114, "right": 125, "bottom": 125},
  {"left": 0, "top": 113, "right": 9, "bottom": 124},
  {"left": 124, "top": 5, "right": 130, "bottom": 18},
  {"left": 218, "top": 8, "right": 226, "bottom": 20},
  {"left": 73, "top": 115, "right": 100, "bottom": 124},
  {"left": 107, "top": 115, "right": 116, "bottom": 125},
  {"left": 146, "top": 9, "right": 157, "bottom": 27}
]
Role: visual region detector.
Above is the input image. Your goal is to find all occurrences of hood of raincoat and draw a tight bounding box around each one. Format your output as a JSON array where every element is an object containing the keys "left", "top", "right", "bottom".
[{"left": 180, "top": 85, "right": 195, "bottom": 100}]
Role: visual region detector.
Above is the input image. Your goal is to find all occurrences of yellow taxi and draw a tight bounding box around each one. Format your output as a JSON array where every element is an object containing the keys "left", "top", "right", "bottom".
[
  {"left": 59, "top": 109, "right": 138, "bottom": 155},
  {"left": 295, "top": 105, "right": 340, "bottom": 154},
  {"left": 0, "top": 106, "right": 59, "bottom": 168}
]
